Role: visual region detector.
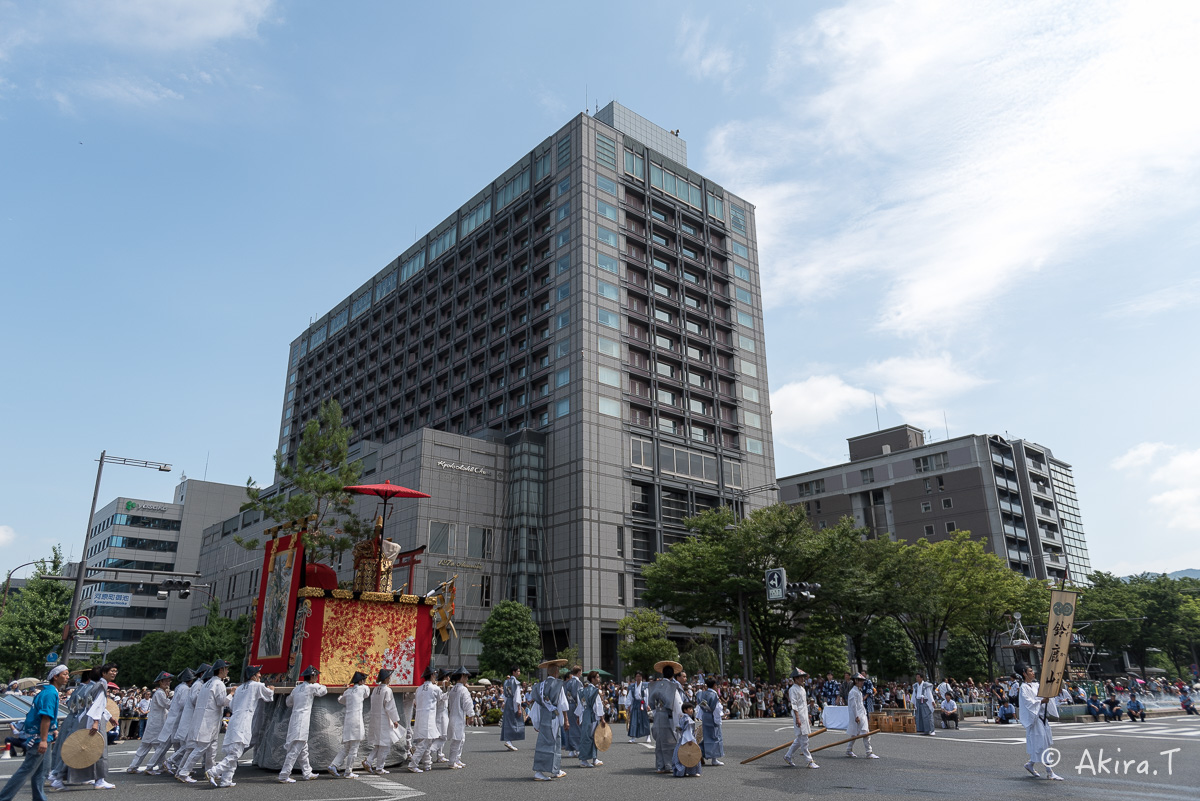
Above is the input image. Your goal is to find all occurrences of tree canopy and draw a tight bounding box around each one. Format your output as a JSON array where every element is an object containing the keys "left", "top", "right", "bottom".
[
  {"left": 478, "top": 600, "right": 542, "bottom": 678},
  {"left": 0, "top": 547, "right": 72, "bottom": 682},
  {"left": 106, "top": 600, "right": 251, "bottom": 686},
  {"left": 616, "top": 608, "right": 678, "bottom": 678}
]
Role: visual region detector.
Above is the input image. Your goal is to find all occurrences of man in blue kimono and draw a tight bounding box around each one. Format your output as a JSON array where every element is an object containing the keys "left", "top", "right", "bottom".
[
  {"left": 501, "top": 666, "right": 525, "bottom": 752},
  {"left": 626, "top": 672, "right": 650, "bottom": 743},
  {"left": 696, "top": 677, "right": 724, "bottom": 766},
  {"left": 532, "top": 659, "right": 568, "bottom": 781},
  {"left": 649, "top": 661, "right": 684, "bottom": 774},
  {"left": 560, "top": 666, "right": 584, "bottom": 757}
]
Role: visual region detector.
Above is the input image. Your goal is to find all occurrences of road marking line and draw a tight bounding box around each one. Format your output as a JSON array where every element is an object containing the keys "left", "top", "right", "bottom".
[{"left": 353, "top": 774, "right": 425, "bottom": 799}]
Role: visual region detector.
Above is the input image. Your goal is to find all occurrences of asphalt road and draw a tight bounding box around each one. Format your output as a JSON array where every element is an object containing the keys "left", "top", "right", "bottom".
[{"left": 7, "top": 714, "right": 1197, "bottom": 800}]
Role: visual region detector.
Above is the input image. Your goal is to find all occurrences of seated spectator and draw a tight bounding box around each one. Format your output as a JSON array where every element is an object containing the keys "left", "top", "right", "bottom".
[
  {"left": 1103, "top": 693, "right": 1123, "bottom": 722},
  {"left": 1085, "top": 694, "right": 1104, "bottom": 722},
  {"left": 996, "top": 701, "right": 1016, "bottom": 724},
  {"left": 5, "top": 721, "right": 27, "bottom": 757},
  {"left": 1069, "top": 685, "right": 1087, "bottom": 704},
  {"left": 940, "top": 694, "right": 959, "bottom": 730},
  {"left": 1127, "top": 692, "right": 1145, "bottom": 722},
  {"left": 1181, "top": 690, "right": 1196, "bottom": 715}
]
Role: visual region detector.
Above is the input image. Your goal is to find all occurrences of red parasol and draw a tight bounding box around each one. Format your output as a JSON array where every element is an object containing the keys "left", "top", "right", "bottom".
[
  {"left": 343, "top": 480, "right": 430, "bottom": 592},
  {"left": 343, "top": 480, "right": 431, "bottom": 500}
]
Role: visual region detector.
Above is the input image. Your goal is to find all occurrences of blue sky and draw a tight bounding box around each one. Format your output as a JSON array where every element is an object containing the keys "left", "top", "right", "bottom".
[{"left": 2, "top": 0, "right": 1198, "bottom": 581}]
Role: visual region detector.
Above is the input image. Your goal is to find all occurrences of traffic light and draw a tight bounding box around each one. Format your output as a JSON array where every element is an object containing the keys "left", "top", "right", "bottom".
[
  {"left": 786, "top": 582, "right": 820, "bottom": 601},
  {"left": 159, "top": 579, "right": 192, "bottom": 599}
]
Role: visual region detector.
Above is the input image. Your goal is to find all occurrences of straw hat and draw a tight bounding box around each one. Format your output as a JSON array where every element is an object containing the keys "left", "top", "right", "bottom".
[
  {"left": 594, "top": 718, "right": 612, "bottom": 751},
  {"left": 105, "top": 699, "right": 119, "bottom": 732},
  {"left": 654, "top": 660, "right": 683, "bottom": 674},
  {"left": 538, "top": 659, "right": 568, "bottom": 670},
  {"left": 61, "top": 729, "right": 105, "bottom": 769},
  {"left": 677, "top": 740, "right": 702, "bottom": 768}
]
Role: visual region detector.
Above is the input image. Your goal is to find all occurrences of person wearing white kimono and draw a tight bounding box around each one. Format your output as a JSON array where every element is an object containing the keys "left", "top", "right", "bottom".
[
  {"left": 845, "top": 673, "right": 878, "bottom": 758},
  {"left": 408, "top": 668, "right": 443, "bottom": 773},
  {"left": 126, "top": 672, "right": 172, "bottom": 773},
  {"left": 1018, "top": 666, "right": 1063, "bottom": 781},
  {"left": 363, "top": 668, "right": 401, "bottom": 775},
  {"left": 432, "top": 670, "right": 451, "bottom": 764},
  {"left": 146, "top": 668, "right": 195, "bottom": 775},
  {"left": 328, "top": 671, "right": 370, "bottom": 778},
  {"left": 165, "top": 663, "right": 209, "bottom": 776},
  {"left": 207, "top": 665, "right": 274, "bottom": 788},
  {"left": 783, "top": 668, "right": 818, "bottom": 769},
  {"left": 278, "top": 665, "right": 328, "bottom": 783},
  {"left": 446, "top": 666, "right": 474, "bottom": 769},
  {"left": 500, "top": 666, "right": 525, "bottom": 751},
  {"left": 912, "top": 673, "right": 936, "bottom": 735},
  {"left": 178, "top": 660, "right": 232, "bottom": 783}
]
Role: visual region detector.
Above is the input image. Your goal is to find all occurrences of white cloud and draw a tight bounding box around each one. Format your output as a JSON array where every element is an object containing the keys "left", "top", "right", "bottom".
[
  {"left": 676, "top": 18, "right": 739, "bottom": 84},
  {"left": 857, "top": 352, "right": 988, "bottom": 429},
  {"left": 703, "top": 1, "right": 1200, "bottom": 336},
  {"left": 1113, "top": 443, "right": 1200, "bottom": 532},
  {"left": 771, "top": 375, "right": 876, "bottom": 436},
  {"left": 1111, "top": 442, "right": 1169, "bottom": 471},
  {"left": 56, "top": 0, "right": 274, "bottom": 52},
  {"left": 75, "top": 76, "right": 183, "bottom": 106},
  {"left": 1105, "top": 279, "right": 1200, "bottom": 320},
  {"left": 0, "top": 525, "right": 15, "bottom": 548}
]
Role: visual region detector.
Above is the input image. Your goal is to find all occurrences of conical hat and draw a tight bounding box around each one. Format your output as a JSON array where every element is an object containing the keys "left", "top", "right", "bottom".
[
  {"left": 677, "top": 740, "right": 702, "bottom": 768},
  {"left": 594, "top": 718, "right": 612, "bottom": 752},
  {"left": 654, "top": 660, "right": 682, "bottom": 675},
  {"left": 105, "top": 698, "right": 120, "bottom": 732},
  {"left": 61, "top": 729, "right": 105, "bottom": 769},
  {"left": 538, "top": 658, "right": 567, "bottom": 670}
]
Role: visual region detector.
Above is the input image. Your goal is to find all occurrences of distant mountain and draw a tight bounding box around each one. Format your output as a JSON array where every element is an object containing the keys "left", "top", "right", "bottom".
[{"left": 1167, "top": 568, "right": 1200, "bottom": 580}]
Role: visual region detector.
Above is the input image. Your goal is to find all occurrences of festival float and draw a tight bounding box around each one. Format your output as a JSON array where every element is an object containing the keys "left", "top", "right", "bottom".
[{"left": 247, "top": 481, "right": 457, "bottom": 770}]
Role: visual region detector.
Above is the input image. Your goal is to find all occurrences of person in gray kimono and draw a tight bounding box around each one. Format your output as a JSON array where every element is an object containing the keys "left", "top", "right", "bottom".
[
  {"left": 500, "top": 666, "right": 525, "bottom": 751},
  {"left": 64, "top": 663, "right": 118, "bottom": 789},
  {"left": 649, "top": 661, "right": 684, "bottom": 774},
  {"left": 531, "top": 658, "right": 568, "bottom": 781},
  {"left": 560, "top": 666, "right": 584, "bottom": 757},
  {"left": 626, "top": 671, "right": 650, "bottom": 743},
  {"left": 576, "top": 671, "right": 605, "bottom": 768},
  {"left": 696, "top": 676, "right": 724, "bottom": 766}
]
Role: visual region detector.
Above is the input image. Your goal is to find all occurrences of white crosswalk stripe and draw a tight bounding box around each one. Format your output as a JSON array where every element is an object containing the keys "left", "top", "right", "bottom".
[{"left": 354, "top": 773, "right": 425, "bottom": 799}]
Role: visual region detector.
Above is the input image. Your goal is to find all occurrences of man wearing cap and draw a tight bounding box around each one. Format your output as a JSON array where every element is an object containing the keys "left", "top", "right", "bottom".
[
  {"left": 649, "top": 661, "right": 684, "bottom": 774},
  {"left": 626, "top": 671, "right": 650, "bottom": 743},
  {"left": 697, "top": 676, "right": 724, "bottom": 767},
  {"left": 178, "top": 660, "right": 232, "bottom": 783},
  {"left": 531, "top": 659, "right": 569, "bottom": 781},
  {"left": 278, "top": 665, "right": 328, "bottom": 783},
  {"left": 446, "top": 666, "right": 473, "bottom": 769},
  {"left": 126, "top": 672, "right": 172, "bottom": 774},
  {"left": 328, "top": 671, "right": 369, "bottom": 778},
  {"left": 560, "top": 666, "right": 584, "bottom": 758},
  {"left": 408, "top": 667, "right": 443, "bottom": 773},
  {"left": 146, "top": 668, "right": 195, "bottom": 775},
  {"left": 164, "top": 664, "right": 208, "bottom": 776},
  {"left": 0, "top": 664, "right": 67, "bottom": 801},
  {"left": 1017, "top": 665, "right": 1063, "bottom": 780},
  {"left": 845, "top": 673, "right": 878, "bottom": 759},
  {"left": 363, "top": 669, "right": 401, "bottom": 775},
  {"left": 912, "top": 672, "right": 936, "bottom": 736},
  {"left": 208, "top": 665, "right": 274, "bottom": 787},
  {"left": 783, "top": 667, "right": 818, "bottom": 769},
  {"left": 500, "top": 666, "right": 525, "bottom": 752}
]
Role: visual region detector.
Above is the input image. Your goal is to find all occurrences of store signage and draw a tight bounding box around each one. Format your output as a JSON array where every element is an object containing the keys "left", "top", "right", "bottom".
[
  {"left": 436, "top": 461, "right": 489, "bottom": 476},
  {"left": 437, "top": 559, "right": 483, "bottom": 570},
  {"left": 124, "top": 501, "right": 170, "bottom": 514},
  {"left": 92, "top": 591, "right": 132, "bottom": 608}
]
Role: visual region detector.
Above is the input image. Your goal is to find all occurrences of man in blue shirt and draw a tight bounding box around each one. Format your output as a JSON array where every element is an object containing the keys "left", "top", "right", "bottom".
[
  {"left": 1126, "top": 692, "right": 1146, "bottom": 722},
  {"left": 0, "top": 665, "right": 68, "bottom": 801}
]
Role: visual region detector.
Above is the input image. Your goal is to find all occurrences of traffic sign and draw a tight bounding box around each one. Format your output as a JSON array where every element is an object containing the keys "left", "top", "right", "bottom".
[
  {"left": 46, "top": 652, "right": 58, "bottom": 663},
  {"left": 73, "top": 615, "right": 90, "bottom": 632},
  {"left": 765, "top": 568, "right": 787, "bottom": 601}
]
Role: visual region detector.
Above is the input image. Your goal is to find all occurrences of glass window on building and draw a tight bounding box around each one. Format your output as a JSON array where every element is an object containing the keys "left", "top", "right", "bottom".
[{"left": 428, "top": 523, "right": 454, "bottom": 555}]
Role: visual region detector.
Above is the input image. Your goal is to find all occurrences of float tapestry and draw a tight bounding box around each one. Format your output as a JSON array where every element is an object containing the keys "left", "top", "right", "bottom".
[{"left": 251, "top": 533, "right": 304, "bottom": 673}]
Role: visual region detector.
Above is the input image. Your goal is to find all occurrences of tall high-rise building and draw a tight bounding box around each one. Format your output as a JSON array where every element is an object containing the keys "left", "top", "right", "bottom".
[
  {"left": 777, "top": 425, "right": 1092, "bottom": 583},
  {"left": 201, "top": 104, "right": 775, "bottom": 670}
]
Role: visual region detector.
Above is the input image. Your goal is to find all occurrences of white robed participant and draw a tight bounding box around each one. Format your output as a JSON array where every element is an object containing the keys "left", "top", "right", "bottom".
[
  {"left": 147, "top": 668, "right": 195, "bottom": 774},
  {"left": 127, "top": 672, "right": 172, "bottom": 773},
  {"left": 1018, "top": 666, "right": 1064, "bottom": 781},
  {"left": 278, "top": 665, "right": 328, "bottom": 783},
  {"left": 432, "top": 670, "right": 451, "bottom": 763},
  {"left": 165, "top": 663, "right": 208, "bottom": 775},
  {"left": 179, "top": 660, "right": 232, "bottom": 782},
  {"left": 364, "top": 669, "right": 401, "bottom": 775},
  {"left": 912, "top": 673, "right": 936, "bottom": 735},
  {"left": 446, "top": 666, "right": 474, "bottom": 769},
  {"left": 783, "top": 668, "right": 817, "bottom": 768},
  {"left": 329, "top": 671, "right": 370, "bottom": 778},
  {"left": 407, "top": 667, "right": 443, "bottom": 772},
  {"left": 845, "top": 673, "right": 878, "bottom": 758},
  {"left": 207, "top": 665, "right": 274, "bottom": 787}
]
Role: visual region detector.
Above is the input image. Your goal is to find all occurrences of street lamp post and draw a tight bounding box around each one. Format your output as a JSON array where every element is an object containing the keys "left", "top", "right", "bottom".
[
  {"left": 62, "top": 450, "right": 172, "bottom": 664},
  {"left": 0, "top": 561, "right": 39, "bottom": 618}
]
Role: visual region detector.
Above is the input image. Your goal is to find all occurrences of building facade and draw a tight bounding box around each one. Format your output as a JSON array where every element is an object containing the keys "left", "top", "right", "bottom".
[
  {"left": 776, "top": 425, "right": 1092, "bottom": 583},
  {"left": 79, "top": 479, "right": 245, "bottom": 648},
  {"left": 199, "top": 104, "right": 776, "bottom": 671}
]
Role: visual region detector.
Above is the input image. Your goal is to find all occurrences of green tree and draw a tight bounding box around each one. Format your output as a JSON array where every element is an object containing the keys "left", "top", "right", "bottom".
[
  {"left": 820, "top": 535, "right": 891, "bottom": 672},
  {"left": 478, "top": 601, "right": 542, "bottom": 677},
  {"left": 959, "top": 566, "right": 1048, "bottom": 678},
  {"left": 792, "top": 614, "right": 851, "bottom": 677},
  {"left": 862, "top": 617, "right": 920, "bottom": 680},
  {"left": 0, "top": 547, "right": 72, "bottom": 682},
  {"left": 1078, "top": 571, "right": 1142, "bottom": 673},
  {"left": 107, "top": 631, "right": 182, "bottom": 687},
  {"left": 237, "top": 399, "right": 371, "bottom": 567},
  {"left": 642, "top": 504, "right": 859, "bottom": 682},
  {"left": 678, "top": 635, "right": 720, "bottom": 677},
  {"left": 878, "top": 532, "right": 1001, "bottom": 679},
  {"left": 107, "top": 600, "right": 250, "bottom": 685},
  {"left": 617, "top": 608, "right": 678, "bottom": 678},
  {"left": 941, "top": 631, "right": 989, "bottom": 680}
]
